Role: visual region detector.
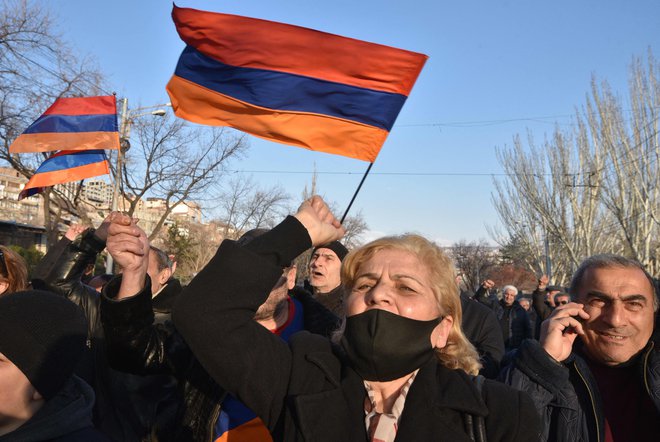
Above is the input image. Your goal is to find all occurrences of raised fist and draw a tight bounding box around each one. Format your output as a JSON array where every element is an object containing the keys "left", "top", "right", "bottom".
[{"left": 294, "top": 196, "right": 345, "bottom": 247}]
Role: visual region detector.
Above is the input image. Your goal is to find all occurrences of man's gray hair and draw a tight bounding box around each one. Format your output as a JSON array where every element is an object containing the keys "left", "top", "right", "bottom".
[
  {"left": 569, "top": 254, "right": 658, "bottom": 311},
  {"left": 502, "top": 285, "right": 518, "bottom": 295},
  {"left": 149, "top": 246, "right": 172, "bottom": 272}
]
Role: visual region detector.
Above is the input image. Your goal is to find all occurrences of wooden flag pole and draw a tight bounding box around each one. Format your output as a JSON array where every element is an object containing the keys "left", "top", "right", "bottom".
[{"left": 340, "top": 162, "right": 373, "bottom": 224}]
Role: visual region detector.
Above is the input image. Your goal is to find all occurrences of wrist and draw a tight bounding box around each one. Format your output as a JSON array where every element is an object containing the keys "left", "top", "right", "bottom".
[
  {"left": 542, "top": 347, "right": 565, "bottom": 365},
  {"left": 117, "top": 269, "right": 148, "bottom": 299}
]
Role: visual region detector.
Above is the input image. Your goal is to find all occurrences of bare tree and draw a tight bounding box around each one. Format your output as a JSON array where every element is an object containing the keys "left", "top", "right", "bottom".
[
  {"left": 0, "top": 0, "right": 105, "bottom": 245},
  {"left": 586, "top": 54, "right": 660, "bottom": 272},
  {"left": 492, "top": 52, "right": 660, "bottom": 276},
  {"left": 215, "top": 176, "right": 291, "bottom": 240},
  {"left": 293, "top": 169, "right": 370, "bottom": 283},
  {"left": 300, "top": 167, "right": 369, "bottom": 248},
  {"left": 340, "top": 209, "right": 369, "bottom": 249},
  {"left": 119, "top": 114, "right": 248, "bottom": 240},
  {"left": 449, "top": 239, "right": 498, "bottom": 292}
]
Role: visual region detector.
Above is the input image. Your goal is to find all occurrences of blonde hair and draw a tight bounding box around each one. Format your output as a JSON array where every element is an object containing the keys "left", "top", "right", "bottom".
[
  {"left": 0, "top": 245, "right": 28, "bottom": 295},
  {"left": 341, "top": 234, "right": 482, "bottom": 375}
]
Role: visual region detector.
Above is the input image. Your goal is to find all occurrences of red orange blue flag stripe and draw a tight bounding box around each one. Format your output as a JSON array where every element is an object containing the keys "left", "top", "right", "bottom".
[
  {"left": 19, "top": 150, "right": 110, "bottom": 200},
  {"left": 9, "top": 96, "right": 120, "bottom": 154},
  {"left": 166, "top": 5, "right": 427, "bottom": 162}
]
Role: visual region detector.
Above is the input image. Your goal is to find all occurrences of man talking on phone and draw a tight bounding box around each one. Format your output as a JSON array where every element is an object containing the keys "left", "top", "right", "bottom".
[{"left": 500, "top": 254, "right": 660, "bottom": 442}]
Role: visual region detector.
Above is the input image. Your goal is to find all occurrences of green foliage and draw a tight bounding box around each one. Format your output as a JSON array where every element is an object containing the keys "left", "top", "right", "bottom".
[
  {"left": 162, "top": 221, "right": 197, "bottom": 268},
  {"left": 8, "top": 245, "right": 44, "bottom": 276}
]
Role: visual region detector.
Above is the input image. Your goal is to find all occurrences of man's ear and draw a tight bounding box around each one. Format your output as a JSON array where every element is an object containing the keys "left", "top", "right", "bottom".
[
  {"left": 286, "top": 265, "right": 297, "bottom": 290},
  {"left": 159, "top": 268, "right": 172, "bottom": 285}
]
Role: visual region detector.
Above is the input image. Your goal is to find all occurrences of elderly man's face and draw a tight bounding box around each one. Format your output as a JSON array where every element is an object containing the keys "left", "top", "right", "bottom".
[
  {"left": 519, "top": 299, "right": 531, "bottom": 311},
  {"left": 503, "top": 289, "right": 516, "bottom": 306},
  {"left": 309, "top": 248, "right": 342, "bottom": 294},
  {"left": 578, "top": 266, "right": 656, "bottom": 366}
]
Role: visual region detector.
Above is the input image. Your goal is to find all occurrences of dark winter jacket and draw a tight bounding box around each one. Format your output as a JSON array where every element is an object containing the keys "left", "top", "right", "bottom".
[
  {"left": 474, "top": 286, "right": 532, "bottom": 350},
  {"left": 531, "top": 287, "right": 554, "bottom": 338},
  {"left": 31, "top": 230, "right": 179, "bottom": 442},
  {"left": 173, "top": 216, "right": 541, "bottom": 442},
  {"left": 303, "top": 279, "right": 345, "bottom": 316},
  {"left": 460, "top": 293, "right": 506, "bottom": 378},
  {"left": 499, "top": 338, "right": 660, "bottom": 442},
  {"left": 0, "top": 376, "right": 108, "bottom": 442},
  {"left": 152, "top": 278, "right": 184, "bottom": 324},
  {"left": 100, "top": 275, "right": 340, "bottom": 442}
]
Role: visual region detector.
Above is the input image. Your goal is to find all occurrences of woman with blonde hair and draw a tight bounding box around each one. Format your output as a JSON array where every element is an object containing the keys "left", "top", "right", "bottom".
[
  {"left": 113, "top": 196, "right": 541, "bottom": 442},
  {"left": 0, "top": 245, "right": 28, "bottom": 295},
  {"left": 340, "top": 233, "right": 482, "bottom": 376}
]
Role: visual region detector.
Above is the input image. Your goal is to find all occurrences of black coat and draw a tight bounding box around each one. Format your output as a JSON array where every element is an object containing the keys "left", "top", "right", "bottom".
[
  {"left": 174, "top": 216, "right": 541, "bottom": 441},
  {"left": 101, "top": 275, "right": 340, "bottom": 442},
  {"left": 31, "top": 230, "right": 179, "bottom": 442},
  {"left": 531, "top": 287, "right": 553, "bottom": 338},
  {"left": 474, "top": 287, "right": 532, "bottom": 350},
  {"left": 460, "top": 293, "right": 505, "bottom": 378},
  {"left": 303, "top": 279, "right": 346, "bottom": 316}
]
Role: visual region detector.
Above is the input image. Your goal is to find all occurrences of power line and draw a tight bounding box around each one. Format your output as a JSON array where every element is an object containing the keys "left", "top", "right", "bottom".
[
  {"left": 397, "top": 114, "right": 576, "bottom": 128},
  {"left": 226, "top": 169, "right": 561, "bottom": 177}
]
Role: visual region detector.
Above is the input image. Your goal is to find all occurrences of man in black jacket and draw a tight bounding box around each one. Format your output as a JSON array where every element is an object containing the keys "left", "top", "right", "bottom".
[
  {"left": 475, "top": 281, "right": 532, "bottom": 351},
  {"left": 500, "top": 254, "right": 660, "bottom": 441},
  {"left": 101, "top": 218, "right": 340, "bottom": 441},
  {"left": 31, "top": 220, "right": 179, "bottom": 442},
  {"left": 530, "top": 275, "right": 563, "bottom": 336},
  {"left": 305, "top": 240, "right": 347, "bottom": 315}
]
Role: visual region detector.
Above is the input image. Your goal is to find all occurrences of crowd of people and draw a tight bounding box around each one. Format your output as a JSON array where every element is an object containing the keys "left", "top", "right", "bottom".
[{"left": 0, "top": 195, "right": 658, "bottom": 441}]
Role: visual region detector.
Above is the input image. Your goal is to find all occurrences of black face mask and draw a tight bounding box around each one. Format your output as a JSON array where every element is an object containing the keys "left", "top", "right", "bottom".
[{"left": 340, "top": 309, "right": 442, "bottom": 381}]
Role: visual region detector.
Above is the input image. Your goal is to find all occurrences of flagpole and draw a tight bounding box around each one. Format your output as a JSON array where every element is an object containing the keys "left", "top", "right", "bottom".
[
  {"left": 340, "top": 162, "right": 373, "bottom": 224},
  {"left": 105, "top": 96, "right": 129, "bottom": 274}
]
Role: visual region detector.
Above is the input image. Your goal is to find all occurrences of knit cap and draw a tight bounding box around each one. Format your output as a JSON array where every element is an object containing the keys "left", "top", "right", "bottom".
[
  {"left": 313, "top": 241, "right": 348, "bottom": 262},
  {"left": 0, "top": 290, "right": 87, "bottom": 400}
]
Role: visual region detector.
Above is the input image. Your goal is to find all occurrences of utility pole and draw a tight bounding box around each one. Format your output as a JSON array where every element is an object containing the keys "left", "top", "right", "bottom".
[
  {"left": 544, "top": 232, "right": 552, "bottom": 281},
  {"left": 105, "top": 99, "right": 169, "bottom": 273}
]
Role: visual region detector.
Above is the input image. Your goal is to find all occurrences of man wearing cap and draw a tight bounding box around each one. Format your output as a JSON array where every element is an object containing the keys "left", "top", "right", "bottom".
[
  {"left": 305, "top": 240, "right": 348, "bottom": 315},
  {"left": 0, "top": 290, "right": 107, "bottom": 440}
]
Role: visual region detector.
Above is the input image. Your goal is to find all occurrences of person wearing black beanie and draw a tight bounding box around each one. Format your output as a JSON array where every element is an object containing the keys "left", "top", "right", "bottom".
[
  {"left": 305, "top": 240, "right": 349, "bottom": 315},
  {"left": 0, "top": 290, "right": 108, "bottom": 440}
]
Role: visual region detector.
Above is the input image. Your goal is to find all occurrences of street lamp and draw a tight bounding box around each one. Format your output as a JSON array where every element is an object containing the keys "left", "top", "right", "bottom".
[{"left": 105, "top": 98, "right": 171, "bottom": 273}]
